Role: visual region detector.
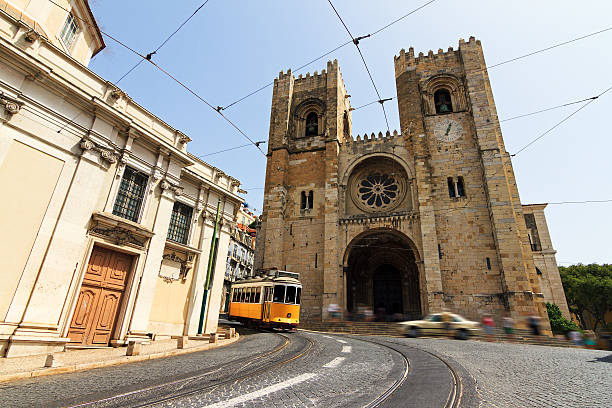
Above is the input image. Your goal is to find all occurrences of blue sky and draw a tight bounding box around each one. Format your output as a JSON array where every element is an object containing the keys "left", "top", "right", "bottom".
[{"left": 88, "top": 0, "right": 611, "bottom": 265}]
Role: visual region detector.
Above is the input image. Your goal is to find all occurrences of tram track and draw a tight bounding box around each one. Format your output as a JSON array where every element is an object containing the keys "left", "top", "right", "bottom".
[
  {"left": 68, "top": 331, "right": 314, "bottom": 408},
  {"left": 341, "top": 335, "right": 461, "bottom": 408}
]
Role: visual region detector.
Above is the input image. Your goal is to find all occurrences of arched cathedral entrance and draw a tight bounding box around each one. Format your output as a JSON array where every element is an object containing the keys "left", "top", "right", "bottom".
[{"left": 345, "top": 230, "right": 421, "bottom": 320}]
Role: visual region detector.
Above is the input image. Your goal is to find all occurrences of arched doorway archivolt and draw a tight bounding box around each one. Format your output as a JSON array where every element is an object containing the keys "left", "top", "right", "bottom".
[{"left": 343, "top": 228, "right": 421, "bottom": 320}]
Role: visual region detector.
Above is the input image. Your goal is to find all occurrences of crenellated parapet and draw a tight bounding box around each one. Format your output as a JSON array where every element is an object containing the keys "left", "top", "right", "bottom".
[
  {"left": 394, "top": 36, "right": 481, "bottom": 77},
  {"left": 344, "top": 130, "right": 400, "bottom": 145},
  {"left": 341, "top": 130, "right": 406, "bottom": 154}
]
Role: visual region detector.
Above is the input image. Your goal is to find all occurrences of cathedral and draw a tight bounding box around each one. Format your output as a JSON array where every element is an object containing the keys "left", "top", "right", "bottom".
[{"left": 255, "top": 37, "right": 569, "bottom": 329}]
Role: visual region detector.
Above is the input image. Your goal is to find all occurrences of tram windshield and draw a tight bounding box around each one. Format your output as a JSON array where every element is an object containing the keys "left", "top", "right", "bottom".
[
  {"left": 273, "top": 284, "right": 302, "bottom": 304},
  {"left": 273, "top": 285, "right": 285, "bottom": 302}
]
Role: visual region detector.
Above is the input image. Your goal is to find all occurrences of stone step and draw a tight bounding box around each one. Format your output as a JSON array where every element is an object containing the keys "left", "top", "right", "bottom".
[{"left": 300, "top": 322, "right": 577, "bottom": 348}]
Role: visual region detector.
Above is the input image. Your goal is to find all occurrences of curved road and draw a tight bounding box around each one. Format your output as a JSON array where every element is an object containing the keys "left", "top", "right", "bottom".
[{"left": 0, "top": 329, "right": 474, "bottom": 408}]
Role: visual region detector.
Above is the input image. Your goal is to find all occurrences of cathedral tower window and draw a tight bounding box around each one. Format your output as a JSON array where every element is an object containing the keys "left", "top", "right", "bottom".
[
  {"left": 305, "top": 112, "right": 318, "bottom": 136},
  {"left": 447, "top": 176, "right": 466, "bottom": 198},
  {"left": 343, "top": 111, "right": 350, "bottom": 138},
  {"left": 434, "top": 89, "right": 453, "bottom": 114},
  {"left": 447, "top": 177, "right": 455, "bottom": 198},
  {"left": 300, "top": 191, "right": 313, "bottom": 210},
  {"left": 457, "top": 176, "right": 465, "bottom": 197}
]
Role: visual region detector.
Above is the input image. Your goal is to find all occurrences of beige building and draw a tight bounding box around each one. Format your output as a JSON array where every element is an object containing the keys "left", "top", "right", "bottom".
[
  {"left": 257, "top": 38, "right": 570, "bottom": 328},
  {"left": 0, "top": 0, "right": 244, "bottom": 357},
  {"left": 221, "top": 205, "right": 257, "bottom": 312}
]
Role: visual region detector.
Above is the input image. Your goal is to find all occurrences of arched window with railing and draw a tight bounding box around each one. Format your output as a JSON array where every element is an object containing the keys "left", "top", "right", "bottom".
[
  {"left": 434, "top": 89, "right": 453, "bottom": 114},
  {"left": 305, "top": 112, "right": 318, "bottom": 136}
]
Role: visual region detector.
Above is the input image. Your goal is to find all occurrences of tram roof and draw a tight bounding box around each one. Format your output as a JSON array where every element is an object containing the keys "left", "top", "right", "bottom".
[{"left": 232, "top": 276, "right": 301, "bottom": 286}]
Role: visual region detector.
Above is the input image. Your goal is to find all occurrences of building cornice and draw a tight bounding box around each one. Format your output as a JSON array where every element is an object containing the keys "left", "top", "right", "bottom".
[{"left": 0, "top": 33, "right": 197, "bottom": 167}]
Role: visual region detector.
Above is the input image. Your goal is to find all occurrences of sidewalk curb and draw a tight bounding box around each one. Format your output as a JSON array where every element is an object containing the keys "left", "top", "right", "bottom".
[{"left": 0, "top": 334, "right": 240, "bottom": 384}]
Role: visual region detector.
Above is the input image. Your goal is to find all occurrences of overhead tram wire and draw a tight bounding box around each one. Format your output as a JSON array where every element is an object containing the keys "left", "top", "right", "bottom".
[
  {"left": 197, "top": 141, "right": 266, "bottom": 158},
  {"left": 512, "top": 84, "right": 612, "bottom": 156},
  {"left": 500, "top": 96, "right": 599, "bottom": 122},
  {"left": 116, "top": 0, "right": 212, "bottom": 84},
  {"left": 487, "top": 26, "right": 612, "bottom": 69},
  {"left": 327, "top": 0, "right": 390, "bottom": 131},
  {"left": 222, "top": 13, "right": 608, "bottom": 113},
  {"left": 220, "top": 39, "right": 353, "bottom": 111},
  {"left": 220, "top": 0, "right": 437, "bottom": 112},
  {"left": 44, "top": 0, "right": 266, "bottom": 157},
  {"left": 260, "top": 196, "right": 612, "bottom": 237},
  {"left": 194, "top": 95, "right": 393, "bottom": 157}
]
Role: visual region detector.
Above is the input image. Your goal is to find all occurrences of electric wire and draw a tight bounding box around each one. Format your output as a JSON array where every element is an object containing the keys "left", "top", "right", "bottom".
[
  {"left": 221, "top": 0, "right": 437, "bottom": 111},
  {"left": 220, "top": 5, "right": 609, "bottom": 112},
  {"left": 197, "top": 141, "right": 266, "bottom": 158},
  {"left": 512, "top": 84, "right": 612, "bottom": 156},
  {"left": 44, "top": 0, "right": 266, "bottom": 156},
  {"left": 116, "top": 0, "right": 212, "bottom": 84},
  {"left": 198, "top": 95, "right": 393, "bottom": 157},
  {"left": 500, "top": 96, "right": 598, "bottom": 122},
  {"left": 221, "top": 40, "right": 352, "bottom": 111},
  {"left": 327, "top": 0, "right": 390, "bottom": 131},
  {"left": 487, "top": 26, "right": 612, "bottom": 69}
]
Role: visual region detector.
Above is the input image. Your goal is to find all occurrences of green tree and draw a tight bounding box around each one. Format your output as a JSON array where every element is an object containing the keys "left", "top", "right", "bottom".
[
  {"left": 545, "top": 302, "right": 578, "bottom": 334},
  {"left": 559, "top": 264, "right": 612, "bottom": 332}
]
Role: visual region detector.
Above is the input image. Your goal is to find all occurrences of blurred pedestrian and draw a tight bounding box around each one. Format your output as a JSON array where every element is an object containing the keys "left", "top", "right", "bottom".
[
  {"left": 482, "top": 314, "right": 495, "bottom": 342},
  {"left": 328, "top": 303, "right": 341, "bottom": 321},
  {"left": 502, "top": 315, "right": 515, "bottom": 341},
  {"left": 584, "top": 331, "right": 597, "bottom": 349},
  {"left": 528, "top": 314, "right": 541, "bottom": 336},
  {"left": 569, "top": 330, "right": 583, "bottom": 347}
]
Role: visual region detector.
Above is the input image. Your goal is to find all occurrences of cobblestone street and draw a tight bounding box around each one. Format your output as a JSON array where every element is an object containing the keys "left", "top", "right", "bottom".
[
  {"left": 1, "top": 330, "right": 610, "bottom": 407},
  {"left": 399, "top": 337, "right": 612, "bottom": 408}
]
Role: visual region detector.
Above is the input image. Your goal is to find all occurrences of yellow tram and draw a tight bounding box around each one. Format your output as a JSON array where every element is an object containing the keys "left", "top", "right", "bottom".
[{"left": 228, "top": 270, "right": 301, "bottom": 329}]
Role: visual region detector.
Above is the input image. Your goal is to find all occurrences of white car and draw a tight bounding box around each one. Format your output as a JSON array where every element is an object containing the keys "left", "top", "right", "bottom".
[{"left": 399, "top": 313, "right": 481, "bottom": 340}]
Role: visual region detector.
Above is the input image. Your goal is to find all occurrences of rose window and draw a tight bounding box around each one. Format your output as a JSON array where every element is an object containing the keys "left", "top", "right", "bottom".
[
  {"left": 357, "top": 174, "right": 400, "bottom": 208},
  {"left": 348, "top": 158, "right": 409, "bottom": 213}
]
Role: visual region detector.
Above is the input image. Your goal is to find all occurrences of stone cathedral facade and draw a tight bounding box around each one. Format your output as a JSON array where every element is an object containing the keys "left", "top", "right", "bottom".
[{"left": 256, "top": 37, "right": 569, "bottom": 328}]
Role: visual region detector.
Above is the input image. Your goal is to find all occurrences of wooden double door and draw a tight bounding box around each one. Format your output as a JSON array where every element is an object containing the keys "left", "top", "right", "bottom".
[{"left": 68, "top": 246, "right": 133, "bottom": 346}]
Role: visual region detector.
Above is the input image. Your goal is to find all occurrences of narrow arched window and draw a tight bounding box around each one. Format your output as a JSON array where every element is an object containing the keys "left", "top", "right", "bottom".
[
  {"left": 434, "top": 89, "right": 453, "bottom": 114},
  {"left": 308, "top": 190, "right": 314, "bottom": 209},
  {"left": 305, "top": 112, "right": 318, "bottom": 136},
  {"left": 457, "top": 176, "right": 465, "bottom": 197},
  {"left": 300, "top": 191, "right": 307, "bottom": 210},
  {"left": 343, "top": 111, "right": 350, "bottom": 138},
  {"left": 447, "top": 177, "right": 455, "bottom": 198}
]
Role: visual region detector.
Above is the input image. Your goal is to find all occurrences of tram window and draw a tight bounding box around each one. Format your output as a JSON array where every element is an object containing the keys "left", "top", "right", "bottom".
[
  {"left": 232, "top": 290, "right": 236, "bottom": 302},
  {"left": 250, "top": 288, "right": 255, "bottom": 303},
  {"left": 247, "top": 288, "right": 253, "bottom": 303},
  {"left": 273, "top": 285, "right": 286, "bottom": 303},
  {"left": 296, "top": 287, "right": 301, "bottom": 304},
  {"left": 286, "top": 286, "right": 297, "bottom": 304},
  {"left": 240, "top": 288, "right": 246, "bottom": 303},
  {"left": 265, "top": 287, "right": 273, "bottom": 302},
  {"left": 254, "top": 288, "right": 261, "bottom": 303}
]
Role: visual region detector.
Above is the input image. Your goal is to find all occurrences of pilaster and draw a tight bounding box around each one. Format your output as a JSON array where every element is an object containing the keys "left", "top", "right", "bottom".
[
  {"left": 395, "top": 67, "right": 444, "bottom": 313},
  {"left": 127, "top": 181, "right": 178, "bottom": 338}
]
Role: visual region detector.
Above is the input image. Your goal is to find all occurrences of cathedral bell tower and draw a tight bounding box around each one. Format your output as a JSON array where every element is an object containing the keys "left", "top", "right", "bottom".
[
  {"left": 394, "top": 37, "right": 549, "bottom": 326},
  {"left": 257, "top": 60, "right": 352, "bottom": 320}
]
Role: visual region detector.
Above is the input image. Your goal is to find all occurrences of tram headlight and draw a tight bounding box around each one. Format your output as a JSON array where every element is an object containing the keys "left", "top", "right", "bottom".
[{"left": 287, "top": 313, "right": 292, "bottom": 318}]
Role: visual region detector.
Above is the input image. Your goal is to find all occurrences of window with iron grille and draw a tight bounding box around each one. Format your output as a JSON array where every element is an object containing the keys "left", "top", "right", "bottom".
[
  {"left": 112, "top": 166, "right": 148, "bottom": 222},
  {"left": 167, "top": 202, "right": 193, "bottom": 244},
  {"left": 60, "top": 13, "right": 78, "bottom": 49}
]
